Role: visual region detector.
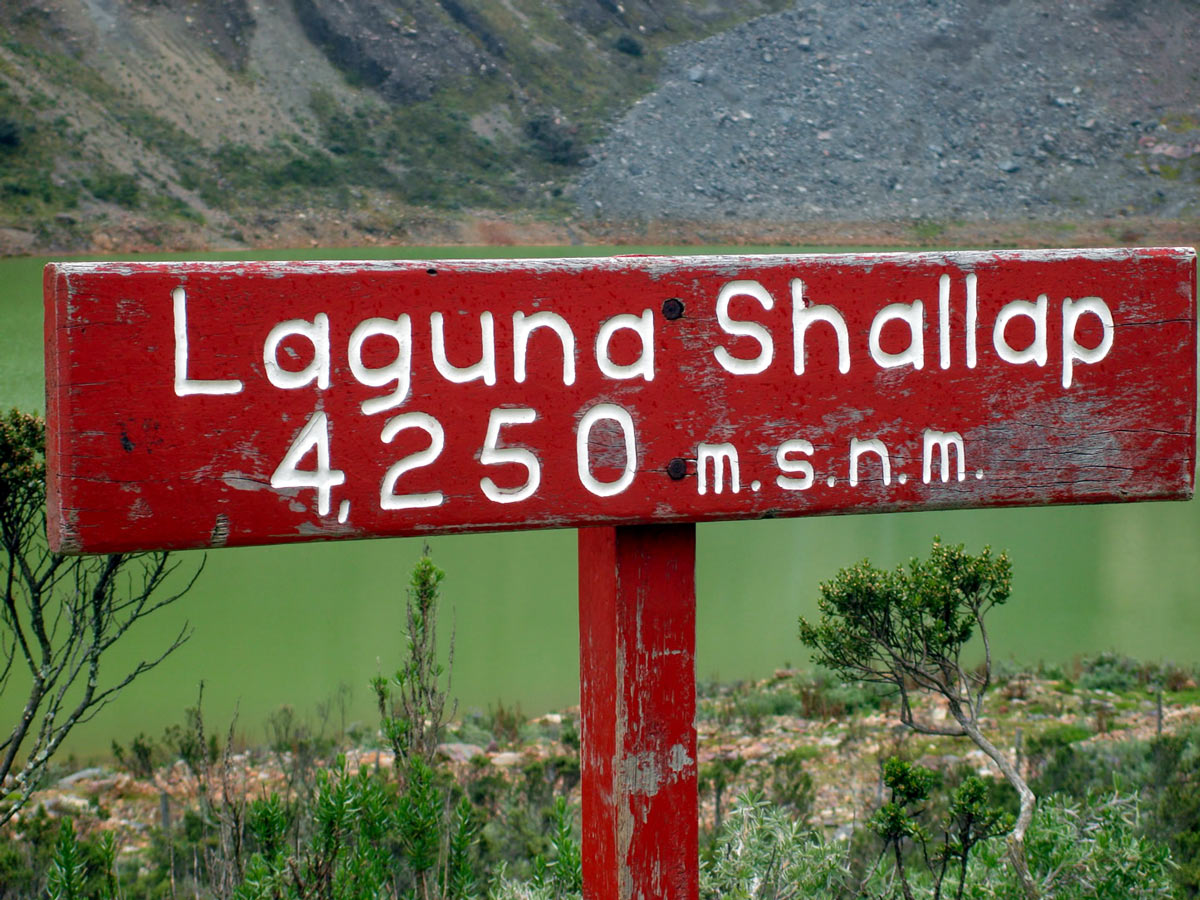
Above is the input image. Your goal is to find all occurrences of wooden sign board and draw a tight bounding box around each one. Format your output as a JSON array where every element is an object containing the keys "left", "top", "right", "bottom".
[
  {"left": 42, "top": 247, "right": 1199, "bottom": 900},
  {"left": 45, "top": 248, "right": 1196, "bottom": 555}
]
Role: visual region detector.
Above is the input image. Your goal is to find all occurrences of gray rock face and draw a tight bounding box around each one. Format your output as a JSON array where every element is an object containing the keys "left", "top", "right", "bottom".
[
  {"left": 287, "top": 0, "right": 791, "bottom": 104},
  {"left": 573, "top": 0, "right": 1200, "bottom": 223},
  {"left": 290, "top": 0, "right": 490, "bottom": 102}
]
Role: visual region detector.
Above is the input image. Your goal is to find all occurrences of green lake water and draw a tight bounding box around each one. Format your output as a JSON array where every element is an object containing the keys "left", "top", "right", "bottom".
[{"left": 3, "top": 246, "right": 1199, "bottom": 757}]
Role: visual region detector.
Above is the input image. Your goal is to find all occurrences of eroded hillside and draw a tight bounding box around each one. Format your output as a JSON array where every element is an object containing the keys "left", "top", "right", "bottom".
[
  {"left": 0, "top": 0, "right": 787, "bottom": 252},
  {"left": 0, "top": 0, "right": 1196, "bottom": 255},
  {"left": 575, "top": 0, "right": 1200, "bottom": 231}
]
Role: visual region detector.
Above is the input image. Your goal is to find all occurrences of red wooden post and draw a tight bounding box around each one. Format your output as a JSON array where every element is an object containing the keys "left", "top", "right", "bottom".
[{"left": 579, "top": 524, "right": 698, "bottom": 900}]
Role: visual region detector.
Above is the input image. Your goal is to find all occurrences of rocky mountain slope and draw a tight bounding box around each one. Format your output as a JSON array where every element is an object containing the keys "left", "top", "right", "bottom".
[
  {"left": 0, "top": 0, "right": 787, "bottom": 253},
  {"left": 0, "top": 0, "right": 1196, "bottom": 255},
  {"left": 574, "top": 0, "right": 1200, "bottom": 229}
]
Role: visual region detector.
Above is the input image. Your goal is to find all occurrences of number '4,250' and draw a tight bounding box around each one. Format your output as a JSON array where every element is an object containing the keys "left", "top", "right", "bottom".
[{"left": 269, "top": 403, "right": 639, "bottom": 518}]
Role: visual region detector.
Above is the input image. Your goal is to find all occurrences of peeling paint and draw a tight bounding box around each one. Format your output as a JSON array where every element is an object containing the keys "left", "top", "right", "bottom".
[
  {"left": 209, "top": 514, "right": 229, "bottom": 547},
  {"left": 222, "top": 473, "right": 271, "bottom": 492},
  {"left": 667, "top": 743, "right": 693, "bottom": 773}
]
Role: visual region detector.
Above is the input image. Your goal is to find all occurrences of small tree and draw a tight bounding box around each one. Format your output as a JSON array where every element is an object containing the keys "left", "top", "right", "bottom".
[
  {"left": 372, "top": 548, "right": 481, "bottom": 900},
  {"left": 0, "top": 410, "right": 198, "bottom": 824},
  {"left": 372, "top": 550, "right": 455, "bottom": 772},
  {"left": 866, "top": 757, "right": 1011, "bottom": 900},
  {"left": 799, "top": 539, "right": 1039, "bottom": 899}
]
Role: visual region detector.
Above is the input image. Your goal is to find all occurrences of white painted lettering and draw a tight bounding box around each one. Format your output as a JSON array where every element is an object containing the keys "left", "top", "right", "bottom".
[
  {"left": 790, "top": 279, "right": 850, "bottom": 375},
  {"left": 264, "top": 314, "right": 330, "bottom": 390},
  {"left": 270, "top": 411, "right": 345, "bottom": 516},
  {"left": 379, "top": 412, "right": 445, "bottom": 510},
  {"left": 697, "top": 443, "right": 740, "bottom": 495},
  {"left": 172, "top": 287, "right": 243, "bottom": 396},
  {"left": 775, "top": 439, "right": 815, "bottom": 491},
  {"left": 1062, "top": 296, "right": 1114, "bottom": 388},
  {"left": 714, "top": 280, "right": 775, "bottom": 375},
  {"left": 577, "top": 403, "right": 637, "bottom": 497},
  {"left": 431, "top": 312, "right": 496, "bottom": 385},
  {"left": 480, "top": 407, "right": 541, "bottom": 504},
  {"left": 993, "top": 296, "right": 1048, "bottom": 367},
  {"left": 348, "top": 315, "right": 412, "bottom": 415},
  {"left": 938, "top": 274, "right": 951, "bottom": 370},
  {"left": 513, "top": 311, "right": 576, "bottom": 386},
  {"left": 922, "top": 429, "right": 966, "bottom": 483},
  {"left": 966, "top": 273, "right": 978, "bottom": 369},
  {"left": 849, "top": 437, "right": 891, "bottom": 486},
  {"left": 868, "top": 301, "right": 925, "bottom": 370},
  {"left": 596, "top": 309, "right": 655, "bottom": 382}
]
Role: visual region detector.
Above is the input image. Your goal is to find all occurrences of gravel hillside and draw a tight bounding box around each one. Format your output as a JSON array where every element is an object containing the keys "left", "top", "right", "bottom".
[{"left": 573, "top": 0, "right": 1200, "bottom": 225}]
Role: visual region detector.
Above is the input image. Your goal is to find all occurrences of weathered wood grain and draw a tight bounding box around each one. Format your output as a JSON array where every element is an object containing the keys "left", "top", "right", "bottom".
[{"left": 45, "top": 248, "right": 1196, "bottom": 553}]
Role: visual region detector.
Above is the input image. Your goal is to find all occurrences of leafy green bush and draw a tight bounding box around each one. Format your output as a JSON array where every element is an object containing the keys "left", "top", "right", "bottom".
[
  {"left": 110, "top": 733, "right": 159, "bottom": 779},
  {"left": 524, "top": 114, "right": 585, "bottom": 166},
  {"left": 799, "top": 539, "right": 1040, "bottom": 895},
  {"left": 696, "top": 788, "right": 1173, "bottom": 900},
  {"left": 795, "top": 668, "right": 890, "bottom": 719},
  {"left": 1146, "top": 727, "right": 1200, "bottom": 895},
  {"left": 858, "top": 758, "right": 1012, "bottom": 900},
  {"left": 1079, "top": 652, "right": 1145, "bottom": 692},
  {"left": 613, "top": 34, "right": 644, "bottom": 56},
  {"left": 1028, "top": 723, "right": 1092, "bottom": 753},
  {"left": 969, "top": 792, "right": 1175, "bottom": 899},
  {"left": 84, "top": 169, "right": 140, "bottom": 207},
  {"left": 45, "top": 819, "right": 119, "bottom": 900},
  {"left": 0, "top": 117, "right": 21, "bottom": 149},
  {"left": 764, "top": 747, "right": 816, "bottom": 818},
  {"left": 700, "top": 792, "right": 852, "bottom": 899},
  {"left": 1025, "top": 723, "right": 1093, "bottom": 775},
  {"left": 0, "top": 805, "right": 59, "bottom": 899},
  {"left": 529, "top": 797, "right": 582, "bottom": 896},
  {"left": 236, "top": 758, "right": 399, "bottom": 900}
]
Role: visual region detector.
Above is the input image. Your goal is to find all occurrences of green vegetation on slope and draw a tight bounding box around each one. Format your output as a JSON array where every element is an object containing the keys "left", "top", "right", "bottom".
[{"left": 0, "top": 0, "right": 790, "bottom": 239}]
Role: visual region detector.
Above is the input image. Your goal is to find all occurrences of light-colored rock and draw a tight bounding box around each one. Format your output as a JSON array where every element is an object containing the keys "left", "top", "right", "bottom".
[
  {"left": 58, "top": 767, "right": 107, "bottom": 787},
  {"left": 437, "top": 742, "right": 486, "bottom": 765}
]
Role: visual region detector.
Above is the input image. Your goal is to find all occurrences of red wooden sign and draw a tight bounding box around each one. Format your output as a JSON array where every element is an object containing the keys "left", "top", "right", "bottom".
[
  {"left": 42, "top": 248, "right": 1198, "bottom": 900},
  {"left": 45, "top": 249, "right": 1196, "bottom": 554}
]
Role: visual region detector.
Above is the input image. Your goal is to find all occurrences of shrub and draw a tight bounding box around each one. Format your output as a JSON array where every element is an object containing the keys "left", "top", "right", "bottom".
[
  {"left": 1079, "top": 652, "right": 1144, "bottom": 692},
  {"left": 1025, "top": 723, "right": 1093, "bottom": 772},
  {"left": 1146, "top": 727, "right": 1200, "bottom": 895},
  {"left": 525, "top": 114, "right": 585, "bottom": 166},
  {"left": 235, "top": 758, "right": 395, "bottom": 900},
  {"left": 0, "top": 410, "right": 198, "bottom": 825},
  {"left": 795, "top": 669, "right": 889, "bottom": 719},
  {"left": 970, "top": 792, "right": 1175, "bottom": 899},
  {"left": 111, "top": 732, "right": 160, "bottom": 779},
  {"left": 700, "top": 792, "right": 852, "bottom": 899},
  {"left": 799, "top": 539, "right": 1038, "bottom": 894},
  {"left": 0, "top": 117, "right": 21, "bottom": 149},
  {"left": 84, "top": 170, "right": 140, "bottom": 207},
  {"left": 39, "top": 819, "right": 119, "bottom": 900},
  {"left": 613, "top": 34, "right": 643, "bottom": 56},
  {"left": 765, "top": 747, "right": 817, "bottom": 818}
]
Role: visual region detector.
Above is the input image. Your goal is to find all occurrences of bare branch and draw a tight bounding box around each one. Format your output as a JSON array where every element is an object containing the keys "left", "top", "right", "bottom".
[{"left": 0, "top": 411, "right": 201, "bottom": 826}]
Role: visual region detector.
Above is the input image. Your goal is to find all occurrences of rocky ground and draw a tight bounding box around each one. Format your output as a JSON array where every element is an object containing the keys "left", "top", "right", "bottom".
[
  {"left": 15, "top": 671, "right": 1200, "bottom": 868},
  {"left": 5, "top": 205, "right": 1195, "bottom": 260},
  {"left": 573, "top": 0, "right": 1200, "bottom": 227}
]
